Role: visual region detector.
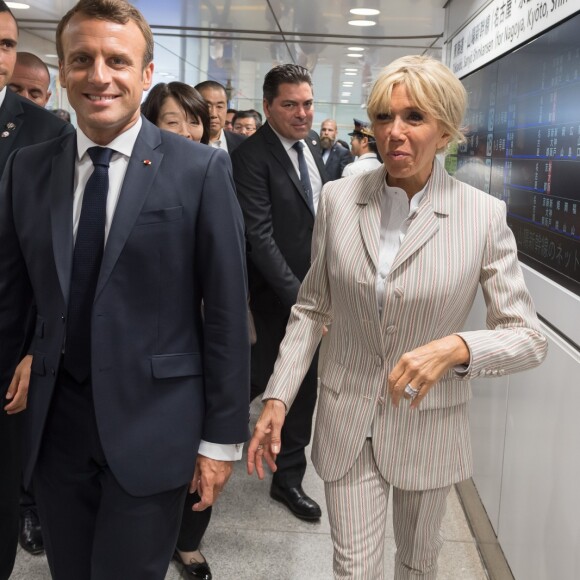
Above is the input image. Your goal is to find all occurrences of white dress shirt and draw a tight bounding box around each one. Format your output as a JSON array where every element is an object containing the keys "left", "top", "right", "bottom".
[
  {"left": 210, "top": 129, "right": 229, "bottom": 153},
  {"left": 270, "top": 126, "right": 323, "bottom": 214},
  {"left": 0, "top": 86, "right": 7, "bottom": 109},
  {"left": 73, "top": 119, "right": 242, "bottom": 461}
]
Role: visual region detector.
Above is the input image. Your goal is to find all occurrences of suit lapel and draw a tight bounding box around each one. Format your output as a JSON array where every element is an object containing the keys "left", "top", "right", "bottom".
[
  {"left": 49, "top": 133, "right": 76, "bottom": 305},
  {"left": 263, "top": 123, "right": 314, "bottom": 216},
  {"left": 0, "top": 91, "right": 24, "bottom": 170},
  {"left": 357, "top": 167, "right": 386, "bottom": 269},
  {"left": 94, "top": 120, "right": 163, "bottom": 300}
]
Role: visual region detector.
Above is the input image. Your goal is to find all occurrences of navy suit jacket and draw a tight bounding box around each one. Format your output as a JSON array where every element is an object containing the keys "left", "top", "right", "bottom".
[
  {"left": 0, "top": 118, "right": 250, "bottom": 496},
  {"left": 323, "top": 142, "right": 353, "bottom": 181}
]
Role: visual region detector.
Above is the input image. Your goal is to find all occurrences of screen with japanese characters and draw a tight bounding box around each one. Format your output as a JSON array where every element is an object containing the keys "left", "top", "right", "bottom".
[{"left": 446, "top": 12, "right": 580, "bottom": 295}]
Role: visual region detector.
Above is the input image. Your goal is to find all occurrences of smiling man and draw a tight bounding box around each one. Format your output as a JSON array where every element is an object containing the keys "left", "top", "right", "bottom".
[
  {"left": 231, "top": 64, "right": 328, "bottom": 522},
  {"left": 0, "top": 1, "right": 250, "bottom": 578}
]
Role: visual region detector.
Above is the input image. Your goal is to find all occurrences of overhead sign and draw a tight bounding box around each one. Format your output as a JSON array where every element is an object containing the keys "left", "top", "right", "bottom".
[{"left": 449, "top": 0, "right": 579, "bottom": 78}]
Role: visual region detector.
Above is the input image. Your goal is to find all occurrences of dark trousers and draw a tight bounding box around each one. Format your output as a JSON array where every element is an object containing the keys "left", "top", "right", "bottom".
[
  {"left": 0, "top": 408, "right": 22, "bottom": 580},
  {"left": 176, "top": 491, "right": 212, "bottom": 552},
  {"left": 250, "top": 308, "right": 319, "bottom": 489},
  {"left": 33, "top": 370, "right": 187, "bottom": 580}
]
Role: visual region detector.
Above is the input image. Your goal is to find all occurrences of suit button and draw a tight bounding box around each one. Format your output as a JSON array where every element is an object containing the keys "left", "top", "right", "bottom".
[{"left": 61, "top": 314, "right": 65, "bottom": 323}]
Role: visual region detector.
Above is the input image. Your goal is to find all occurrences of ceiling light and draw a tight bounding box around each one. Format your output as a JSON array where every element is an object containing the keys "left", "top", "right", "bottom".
[
  {"left": 350, "top": 8, "right": 380, "bottom": 16},
  {"left": 6, "top": 2, "right": 30, "bottom": 8},
  {"left": 45, "top": 54, "right": 58, "bottom": 58},
  {"left": 344, "top": 68, "right": 358, "bottom": 72},
  {"left": 342, "top": 81, "right": 354, "bottom": 85},
  {"left": 348, "top": 47, "right": 365, "bottom": 52},
  {"left": 347, "top": 53, "right": 364, "bottom": 58},
  {"left": 348, "top": 20, "right": 376, "bottom": 27},
  {"left": 340, "top": 100, "right": 350, "bottom": 104},
  {"left": 345, "top": 72, "right": 357, "bottom": 76},
  {"left": 342, "top": 92, "right": 351, "bottom": 97}
]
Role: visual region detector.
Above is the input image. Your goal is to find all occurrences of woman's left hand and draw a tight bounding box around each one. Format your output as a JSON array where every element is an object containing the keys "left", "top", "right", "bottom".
[{"left": 388, "top": 335, "right": 469, "bottom": 409}]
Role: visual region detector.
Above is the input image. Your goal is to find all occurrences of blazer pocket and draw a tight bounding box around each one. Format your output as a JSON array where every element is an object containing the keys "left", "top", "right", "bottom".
[
  {"left": 30, "top": 352, "right": 46, "bottom": 376},
  {"left": 135, "top": 206, "right": 183, "bottom": 226},
  {"left": 151, "top": 353, "right": 202, "bottom": 379},
  {"left": 319, "top": 358, "right": 347, "bottom": 395}
]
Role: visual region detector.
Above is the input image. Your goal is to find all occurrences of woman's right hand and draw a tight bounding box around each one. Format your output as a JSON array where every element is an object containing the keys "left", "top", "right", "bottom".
[{"left": 246, "top": 399, "right": 287, "bottom": 479}]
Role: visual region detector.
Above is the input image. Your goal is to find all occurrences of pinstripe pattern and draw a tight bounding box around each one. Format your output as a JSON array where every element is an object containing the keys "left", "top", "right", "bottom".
[
  {"left": 264, "top": 159, "right": 547, "bottom": 489},
  {"left": 325, "top": 440, "right": 451, "bottom": 579}
]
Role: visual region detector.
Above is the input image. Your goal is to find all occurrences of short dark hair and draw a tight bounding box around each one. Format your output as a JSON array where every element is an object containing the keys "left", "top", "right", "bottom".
[
  {"left": 227, "top": 107, "right": 237, "bottom": 115},
  {"left": 52, "top": 108, "right": 71, "bottom": 123},
  {"left": 194, "top": 80, "right": 227, "bottom": 98},
  {"left": 262, "top": 64, "right": 312, "bottom": 104},
  {"left": 352, "top": 133, "right": 378, "bottom": 154},
  {"left": 56, "top": 0, "right": 154, "bottom": 67},
  {"left": 0, "top": 1, "right": 18, "bottom": 33},
  {"left": 15, "top": 52, "right": 50, "bottom": 81},
  {"left": 247, "top": 108, "right": 263, "bottom": 123},
  {"left": 232, "top": 110, "right": 262, "bottom": 130},
  {"left": 141, "top": 82, "right": 211, "bottom": 145}
]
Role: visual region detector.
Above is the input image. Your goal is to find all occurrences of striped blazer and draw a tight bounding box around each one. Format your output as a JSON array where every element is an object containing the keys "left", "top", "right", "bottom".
[{"left": 263, "top": 159, "right": 547, "bottom": 490}]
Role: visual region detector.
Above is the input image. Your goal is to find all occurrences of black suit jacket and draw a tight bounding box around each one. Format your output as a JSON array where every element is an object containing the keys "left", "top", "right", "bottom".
[
  {"left": 0, "top": 89, "right": 73, "bottom": 172},
  {"left": 0, "top": 118, "right": 250, "bottom": 497},
  {"left": 231, "top": 123, "right": 327, "bottom": 386},
  {"left": 224, "top": 129, "right": 246, "bottom": 154},
  {"left": 324, "top": 142, "right": 353, "bottom": 180}
]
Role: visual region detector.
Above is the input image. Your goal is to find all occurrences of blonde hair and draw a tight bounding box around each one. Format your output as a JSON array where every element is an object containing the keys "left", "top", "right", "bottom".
[{"left": 367, "top": 55, "right": 466, "bottom": 149}]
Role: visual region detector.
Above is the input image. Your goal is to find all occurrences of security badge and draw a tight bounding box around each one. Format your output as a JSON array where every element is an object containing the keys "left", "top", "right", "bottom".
[{"left": 1, "top": 122, "right": 16, "bottom": 138}]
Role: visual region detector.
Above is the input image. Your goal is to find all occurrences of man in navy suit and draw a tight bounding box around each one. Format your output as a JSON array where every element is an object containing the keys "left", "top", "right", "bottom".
[
  {"left": 319, "top": 118, "right": 353, "bottom": 180},
  {"left": 0, "top": 1, "right": 249, "bottom": 578},
  {"left": 0, "top": 3, "right": 73, "bottom": 577}
]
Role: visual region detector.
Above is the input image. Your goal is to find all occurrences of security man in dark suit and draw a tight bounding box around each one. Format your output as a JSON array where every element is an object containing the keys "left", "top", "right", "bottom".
[
  {"left": 320, "top": 118, "right": 353, "bottom": 180},
  {"left": 0, "top": 3, "right": 73, "bottom": 578},
  {"left": 0, "top": 1, "right": 249, "bottom": 578},
  {"left": 232, "top": 64, "right": 328, "bottom": 521}
]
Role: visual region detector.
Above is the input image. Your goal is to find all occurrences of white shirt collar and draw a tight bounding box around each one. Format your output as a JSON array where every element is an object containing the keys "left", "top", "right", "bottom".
[
  {"left": 0, "top": 87, "right": 7, "bottom": 109},
  {"left": 76, "top": 116, "right": 143, "bottom": 161},
  {"left": 269, "top": 123, "right": 305, "bottom": 153}
]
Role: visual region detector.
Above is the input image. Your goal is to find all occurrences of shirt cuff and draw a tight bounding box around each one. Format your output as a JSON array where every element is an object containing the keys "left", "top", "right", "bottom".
[{"left": 197, "top": 440, "right": 244, "bottom": 461}]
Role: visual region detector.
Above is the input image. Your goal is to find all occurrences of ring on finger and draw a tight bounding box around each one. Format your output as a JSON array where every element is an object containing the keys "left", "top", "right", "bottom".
[{"left": 404, "top": 384, "right": 420, "bottom": 399}]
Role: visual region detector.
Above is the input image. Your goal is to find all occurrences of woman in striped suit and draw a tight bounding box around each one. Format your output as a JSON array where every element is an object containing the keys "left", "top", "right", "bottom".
[{"left": 247, "top": 55, "right": 547, "bottom": 579}]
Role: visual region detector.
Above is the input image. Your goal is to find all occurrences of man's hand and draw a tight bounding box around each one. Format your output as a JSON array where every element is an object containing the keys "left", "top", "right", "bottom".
[
  {"left": 4, "top": 355, "right": 32, "bottom": 415},
  {"left": 189, "top": 455, "right": 233, "bottom": 511},
  {"left": 247, "top": 398, "right": 286, "bottom": 479}
]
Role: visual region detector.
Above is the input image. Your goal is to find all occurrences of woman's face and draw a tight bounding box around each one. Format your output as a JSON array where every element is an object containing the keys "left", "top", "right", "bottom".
[
  {"left": 373, "top": 84, "right": 449, "bottom": 197},
  {"left": 157, "top": 95, "right": 204, "bottom": 142}
]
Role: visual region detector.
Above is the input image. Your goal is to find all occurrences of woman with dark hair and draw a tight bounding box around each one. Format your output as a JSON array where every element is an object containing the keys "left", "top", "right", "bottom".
[
  {"left": 142, "top": 81, "right": 210, "bottom": 145},
  {"left": 142, "top": 81, "right": 213, "bottom": 580}
]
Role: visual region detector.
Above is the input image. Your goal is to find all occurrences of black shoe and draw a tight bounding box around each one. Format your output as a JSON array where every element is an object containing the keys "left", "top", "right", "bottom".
[
  {"left": 270, "top": 482, "right": 322, "bottom": 521},
  {"left": 19, "top": 509, "right": 44, "bottom": 555},
  {"left": 173, "top": 550, "right": 212, "bottom": 580}
]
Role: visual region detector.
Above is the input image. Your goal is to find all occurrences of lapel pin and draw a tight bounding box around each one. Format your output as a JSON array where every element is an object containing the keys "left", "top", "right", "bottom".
[
  {"left": 311, "top": 139, "right": 317, "bottom": 145},
  {"left": 6, "top": 122, "right": 16, "bottom": 130},
  {"left": 143, "top": 159, "right": 152, "bottom": 166},
  {"left": 1, "top": 131, "right": 9, "bottom": 138}
]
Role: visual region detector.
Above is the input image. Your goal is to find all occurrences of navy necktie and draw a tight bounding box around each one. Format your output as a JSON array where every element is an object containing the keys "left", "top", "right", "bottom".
[
  {"left": 63, "top": 147, "right": 114, "bottom": 383},
  {"left": 292, "top": 141, "right": 315, "bottom": 214}
]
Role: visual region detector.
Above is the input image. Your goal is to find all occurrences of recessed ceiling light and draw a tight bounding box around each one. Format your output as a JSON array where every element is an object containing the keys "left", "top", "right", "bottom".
[
  {"left": 342, "top": 84, "right": 354, "bottom": 88},
  {"left": 6, "top": 2, "right": 30, "bottom": 8},
  {"left": 350, "top": 8, "right": 380, "bottom": 16},
  {"left": 348, "top": 47, "right": 365, "bottom": 52},
  {"left": 347, "top": 53, "right": 364, "bottom": 58},
  {"left": 45, "top": 54, "right": 58, "bottom": 58},
  {"left": 159, "top": 72, "right": 170, "bottom": 76},
  {"left": 344, "top": 68, "right": 358, "bottom": 72},
  {"left": 348, "top": 20, "right": 376, "bottom": 27},
  {"left": 345, "top": 72, "right": 357, "bottom": 76},
  {"left": 342, "top": 92, "right": 351, "bottom": 97}
]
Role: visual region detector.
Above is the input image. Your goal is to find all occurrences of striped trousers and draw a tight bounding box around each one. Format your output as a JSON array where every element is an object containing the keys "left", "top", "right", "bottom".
[{"left": 325, "top": 440, "right": 451, "bottom": 579}]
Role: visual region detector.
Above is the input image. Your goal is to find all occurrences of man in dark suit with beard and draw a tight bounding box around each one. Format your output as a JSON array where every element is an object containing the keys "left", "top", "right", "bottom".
[
  {"left": 231, "top": 64, "right": 328, "bottom": 521},
  {"left": 0, "top": 3, "right": 73, "bottom": 577},
  {"left": 319, "top": 118, "right": 353, "bottom": 180}
]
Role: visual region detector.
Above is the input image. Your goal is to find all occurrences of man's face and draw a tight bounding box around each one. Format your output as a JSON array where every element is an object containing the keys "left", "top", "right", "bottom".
[
  {"left": 320, "top": 120, "right": 337, "bottom": 150},
  {"left": 225, "top": 110, "right": 235, "bottom": 131},
  {"left": 9, "top": 62, "right": 52, "bottom": 107},
  {"left": 58, "top": 14, "right": 153, "bottom": 145},
  {"left": 0, "top": 12, "right": 18, "bottom": 92},
  {"left": 350, "top": 135, "right": 363, "bottom": 156},
  {"left": 198, "top": 87, "right": 227, "bottom": 139},
  {"left": 233, "top": 117, "right": 257, "bottom": 136},
  {"left": 263, "top": 82, "right": 313, "bottom": 141}
]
